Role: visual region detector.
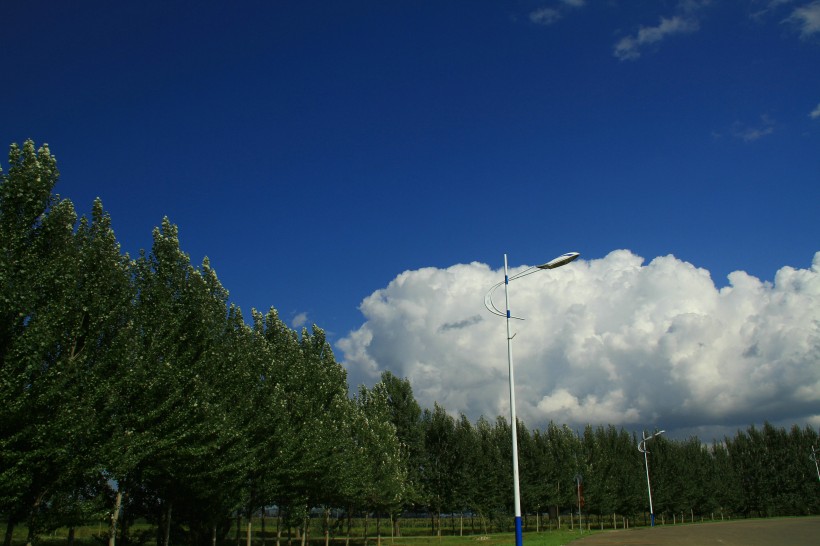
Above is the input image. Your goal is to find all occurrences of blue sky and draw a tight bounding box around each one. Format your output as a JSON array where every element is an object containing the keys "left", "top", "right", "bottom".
[{"left": 3, "top": 1, "right": 819, "bottom": 436}]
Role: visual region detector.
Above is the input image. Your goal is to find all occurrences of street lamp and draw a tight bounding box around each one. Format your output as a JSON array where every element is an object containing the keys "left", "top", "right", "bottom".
[
  {"left": 484, "top": 251, "right": 580, "bottom": 546},
  {"left": 811, "top": 446, "right": 820, "bottom": 482},
  {"left": 638, "top": 429, "right": 665, "bottom": 527},
  {"left": 575, "top": 473, "right": 583, "bottom": 533}
]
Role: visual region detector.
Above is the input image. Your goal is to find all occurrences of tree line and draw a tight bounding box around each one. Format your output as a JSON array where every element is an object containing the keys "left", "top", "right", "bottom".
[{"left": 1, "top": 141, "right": 818, "bottom": 546}]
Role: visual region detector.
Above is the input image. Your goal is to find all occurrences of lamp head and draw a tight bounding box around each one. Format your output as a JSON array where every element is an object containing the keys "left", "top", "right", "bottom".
[{"left": 538, "top": 252, "right": 580, "bottom": 270}]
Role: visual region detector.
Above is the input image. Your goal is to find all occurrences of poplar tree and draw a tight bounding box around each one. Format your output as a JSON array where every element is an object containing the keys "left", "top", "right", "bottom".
[
  {"left": 470, "top": 417, "right": 506, "bottom": 531},
  {"left": 451, "top": 414, "right": 478, "bottom": 521},
  {"left": 351, "top": 383, "right": 405, "bottom": 532},
  {"left": 45, "top": 199, "right": 134, "bottom": 539},
  {"left": 269, "top": 324, "right": 350, "bottom": 539},
  {"left": 1, "top": 140, "right": 73, "bottom": 544},
  {"left": 101, "top": 219, "right": 244, "bottom": 545},
  {"left": 241, "top": 308, "right": 292, "bottom": 524},
  {"left": 710, "top": 440, "right": 742, "bottom": 516},
  {"left": 379, "top": 372, "right": 425, "bottom": 515},
  {"left": 421, "top": 404, "right": 458, "bottom": 533}
]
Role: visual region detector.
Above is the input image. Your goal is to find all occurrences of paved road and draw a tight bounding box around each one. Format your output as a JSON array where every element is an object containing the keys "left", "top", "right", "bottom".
[{"left": 571, "top": 517, "right": 820, "bottom": 545}]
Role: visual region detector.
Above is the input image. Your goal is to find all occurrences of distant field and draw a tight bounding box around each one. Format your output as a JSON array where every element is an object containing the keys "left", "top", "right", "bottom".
[{"left": 571, "top": 516, "right": 820, "bottom": 546}]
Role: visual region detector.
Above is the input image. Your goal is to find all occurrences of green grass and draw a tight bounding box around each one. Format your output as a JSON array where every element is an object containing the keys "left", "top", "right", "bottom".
[
  {"left": 380, "top": 530, "right": 595, "bottom": 546},
  {"left": 2, "top": 526, "right": 594, "bottom": 546}
]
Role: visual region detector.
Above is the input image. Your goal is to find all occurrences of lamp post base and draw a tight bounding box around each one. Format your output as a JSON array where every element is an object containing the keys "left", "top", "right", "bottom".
[{"left": 514, "top": 517, "right": 522, "bottom": 546}]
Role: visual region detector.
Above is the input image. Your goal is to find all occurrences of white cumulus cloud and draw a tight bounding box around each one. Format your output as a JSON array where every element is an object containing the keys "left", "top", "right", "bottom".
[
  {"left": 731, "top": 115, "right": 776, "bottom": 141},
  {"left": 338, "top": 250, "right": 820, "bottom": 436},
  {"left": 614, "top": 16, "right": 700, "bottom": 60},
  {"left": 530, "top": 7, "right": 562, "bottom": 26},
  {"left": 529, "top": 0, "right": 585, "bottom": 26},
  {"left": 787, "top": 1, "right": 820, "bottom": 37},
  {"left": 291, "top": 311, "right": 310, "bottom": 328}
]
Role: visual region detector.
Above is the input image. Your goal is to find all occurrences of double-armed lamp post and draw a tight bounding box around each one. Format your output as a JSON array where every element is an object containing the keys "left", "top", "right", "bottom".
[
  {"left": 484, "top": 251, "right": 580, "bottom": 546},
  {"left": 638, "top": 429, "right": 665, "bottom": 527}
]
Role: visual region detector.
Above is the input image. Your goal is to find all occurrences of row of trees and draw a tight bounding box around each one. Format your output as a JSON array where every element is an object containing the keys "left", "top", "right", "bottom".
[
  {"left": 403, "top": 413, "right": 820, "bottom": 531},
  {"left": 1, "top": 141, "right": 405, "bottom": 546},
  {"left": 2, "top": 141, "right": 819, "bottom": 546}
]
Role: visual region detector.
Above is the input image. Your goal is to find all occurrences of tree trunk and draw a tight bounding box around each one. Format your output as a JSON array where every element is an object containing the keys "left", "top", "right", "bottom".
[
  {"left": 68, "top": 527, "right": 76, "bottom": 546},
  {"left": 4, "top": 519, "right": 16, "bottom": 546},
  {"left": 25, "top": 493, "right": 49, "bottom": 546},
  {"left": 163, "top": 503, "right": 172, "bottom": 546},
  {"left": 121, "top": 514, "right": 131, "bottom": 546},
  {"left": 109, "top": 488, "right": 124, "bottom": 546},
  {"left": 212, "top": 525, "right": 218, "bottom": 546},
  {"left": 236, "top": 514, "right": 241, "bottom": 546},
  {"left": 324, "top": 508, "right": 330, "bottom": 546},
  {"left": 247, "top": 516, "right": 252, "bottom": 546}
]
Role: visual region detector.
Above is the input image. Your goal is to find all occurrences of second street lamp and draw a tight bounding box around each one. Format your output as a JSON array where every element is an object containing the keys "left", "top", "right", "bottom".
[
  {"left": 638, "top": 429, "right": 665, "bottom": 527},
  {"left": 484, "top": 251, "right": 580, "bottom": 546}
]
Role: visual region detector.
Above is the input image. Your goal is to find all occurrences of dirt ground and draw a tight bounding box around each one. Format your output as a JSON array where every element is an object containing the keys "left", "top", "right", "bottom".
[{"left": 570, "top": 516, "right": 819, "bottom": 545}]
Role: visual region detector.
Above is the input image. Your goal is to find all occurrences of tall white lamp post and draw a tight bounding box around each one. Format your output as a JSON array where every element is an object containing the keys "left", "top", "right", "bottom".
[
  {"left": 575, "top": 473, "right": 583, "bottom": 533},
  {"left": 638, "top": 429, "right": 665, "bottom": 527},
  {"left": 811, "top": 446, "right": 820, "bottom": 482},
  {"left": 484, "top": 251, "right": 580, "bottom": 546}
]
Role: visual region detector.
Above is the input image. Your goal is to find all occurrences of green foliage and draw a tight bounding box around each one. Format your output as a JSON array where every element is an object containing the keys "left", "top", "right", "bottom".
[
  {"left": 0, "top": 141, "right": 128, "bottom": 542},
  {"left": 724, "top": 423, "right": 820, "bottom": 518},
  {"left": 350, "top": 381, "right": 407, "bottom": 515},
  {"left": 0, "top": 141, "right": 400, "bottom": 546},
  {"left": 380, "top": 371, "right": 426, "bottom": 512}
]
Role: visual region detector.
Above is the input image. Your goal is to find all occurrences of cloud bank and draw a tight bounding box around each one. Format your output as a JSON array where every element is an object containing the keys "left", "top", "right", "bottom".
[{"left": 338, "top": 251, "right": 820, "bottom": 437}]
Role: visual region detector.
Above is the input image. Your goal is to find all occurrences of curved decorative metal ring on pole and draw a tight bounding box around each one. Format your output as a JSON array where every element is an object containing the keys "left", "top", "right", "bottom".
[{"left": 484, "top": 251, "right": 580, "bottom": 546}]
